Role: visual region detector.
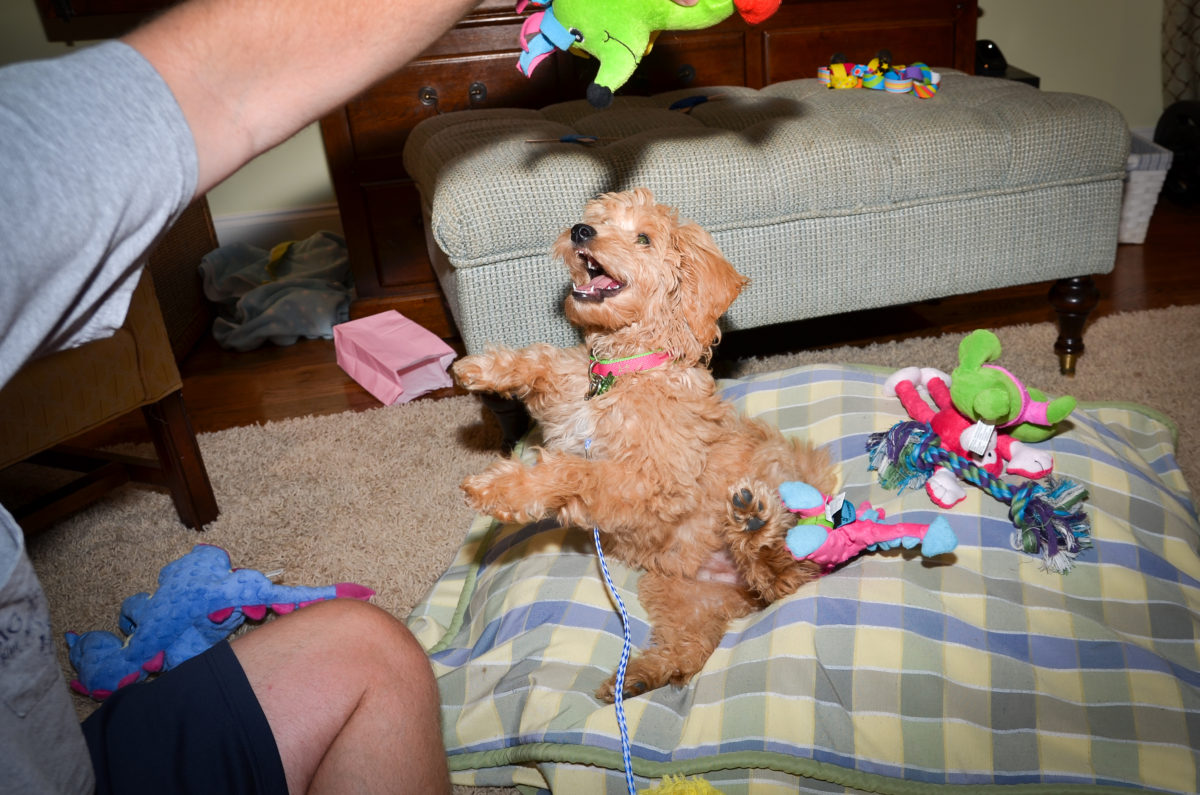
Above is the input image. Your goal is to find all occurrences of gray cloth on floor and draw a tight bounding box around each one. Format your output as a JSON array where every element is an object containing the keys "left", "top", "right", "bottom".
[{"left": 200, "top": 231, "right": 353, "bottom": 351}]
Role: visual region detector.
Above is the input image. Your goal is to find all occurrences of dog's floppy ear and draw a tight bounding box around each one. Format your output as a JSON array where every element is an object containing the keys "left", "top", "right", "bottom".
[{"left": 672, "top": 220, "right": 747, "bottom": 360}]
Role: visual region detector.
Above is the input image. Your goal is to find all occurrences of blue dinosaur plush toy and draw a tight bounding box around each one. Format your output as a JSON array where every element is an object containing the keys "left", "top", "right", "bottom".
[{"left": 66, "top": 544, "right": 374, "bottom": 700}]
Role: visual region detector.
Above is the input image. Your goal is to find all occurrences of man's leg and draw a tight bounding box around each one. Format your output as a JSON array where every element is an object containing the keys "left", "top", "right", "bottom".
[{"left": 231, "top": 599, "right": 450, "bottom": 794}]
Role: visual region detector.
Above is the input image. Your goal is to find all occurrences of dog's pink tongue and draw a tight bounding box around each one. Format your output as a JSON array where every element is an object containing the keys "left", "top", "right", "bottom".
[{"left": 579, "top": 274, "right": 618, "bottom": 292}]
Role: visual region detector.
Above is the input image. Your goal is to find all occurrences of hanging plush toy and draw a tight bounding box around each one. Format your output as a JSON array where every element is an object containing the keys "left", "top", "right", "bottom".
[
  {"left": 516, "top": 0, "right": 781, "bottom": 108},
  {"left": 780, "top": 481, "right": 957, "bottom": 572},
  {"left": 65, "top": 544, "right": 374, "bottom": 699}
]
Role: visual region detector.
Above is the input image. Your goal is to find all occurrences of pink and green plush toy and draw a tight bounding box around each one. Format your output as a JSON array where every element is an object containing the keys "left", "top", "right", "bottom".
[
  {"left": 885, "top": 367, "right": 1057, "bottom": 509},
  {"left": 65, "top": 544, "right": 374, "bottom": 700},
  {"left": 868, "top": 331, "right": 1091, "bottom": 572},
  {"left": 949, "top": 329, "right": 1076, "bottom": 443},
  {"left": 882, "top": 329, "right": 1076, "bottom": 509},
  {"left": 781, "top": 481, "right": 957, "bottom": 572},
  {"left": 516, "top": 0, "right": 781, "bottom": 107}
]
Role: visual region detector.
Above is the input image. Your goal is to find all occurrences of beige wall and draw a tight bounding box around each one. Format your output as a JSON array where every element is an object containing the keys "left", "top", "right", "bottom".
[
  {"left": 0, "top": 1, "right": 334, "bottom": 219},
  {"left": 977, "top": 0, "right": 1163, "bottom": 131},
  {"left": 3, "top": 0, "right": 1165, "bottom": 219}
]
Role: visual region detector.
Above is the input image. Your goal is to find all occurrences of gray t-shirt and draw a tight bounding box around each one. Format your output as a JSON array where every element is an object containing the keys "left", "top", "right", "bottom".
[{"left": 0, "top": 40, "right": 197, "bottom": 793}]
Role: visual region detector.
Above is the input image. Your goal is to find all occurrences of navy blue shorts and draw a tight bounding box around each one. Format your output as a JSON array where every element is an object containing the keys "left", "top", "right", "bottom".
[{"left": 82, "top": 640, "right": 288, "bottom": 794}]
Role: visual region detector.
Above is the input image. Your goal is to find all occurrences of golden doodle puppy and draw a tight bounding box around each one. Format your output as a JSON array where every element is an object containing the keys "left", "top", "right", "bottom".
[{"left": 453, "top": 187, "right": 838, "bottom": 701}]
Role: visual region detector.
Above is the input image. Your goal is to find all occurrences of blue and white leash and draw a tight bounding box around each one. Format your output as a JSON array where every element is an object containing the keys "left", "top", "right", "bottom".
[{"left": 586, "top": 438, "right": 638, "bottom": 795}]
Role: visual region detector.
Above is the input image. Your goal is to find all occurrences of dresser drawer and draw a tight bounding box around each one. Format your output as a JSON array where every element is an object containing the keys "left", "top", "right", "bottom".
[
  {"left": 347, "top": 51, "right": 562, "bottom": 162},
  {"left": 622, "top": 30, "right": 751, "bottom": 95}
]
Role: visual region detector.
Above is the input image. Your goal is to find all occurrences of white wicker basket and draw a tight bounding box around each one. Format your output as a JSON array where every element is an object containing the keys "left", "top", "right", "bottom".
[{"left": 1119, "top": 132, "right": 1173, "bottom": 244}]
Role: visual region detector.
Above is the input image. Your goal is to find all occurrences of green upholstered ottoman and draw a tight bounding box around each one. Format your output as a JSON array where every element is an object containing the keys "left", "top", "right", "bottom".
[{"left": 403, "top": 73, "right": 1129, "bottom": 371}]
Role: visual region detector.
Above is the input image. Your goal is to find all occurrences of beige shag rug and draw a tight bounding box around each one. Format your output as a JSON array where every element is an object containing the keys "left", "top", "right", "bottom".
[{"left": 23, "top": 306, "right": 1200, "bottom": 793}]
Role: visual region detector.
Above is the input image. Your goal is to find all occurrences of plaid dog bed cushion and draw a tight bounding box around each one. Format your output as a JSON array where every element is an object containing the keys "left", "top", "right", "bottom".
[{"left": 407, "top": 363, "right": 1200, "bottom": 794}]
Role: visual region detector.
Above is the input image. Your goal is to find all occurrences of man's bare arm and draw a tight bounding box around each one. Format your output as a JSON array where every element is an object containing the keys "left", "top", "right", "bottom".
[{"left": 123, "top": 0, "right": 480, "bottom": 197}]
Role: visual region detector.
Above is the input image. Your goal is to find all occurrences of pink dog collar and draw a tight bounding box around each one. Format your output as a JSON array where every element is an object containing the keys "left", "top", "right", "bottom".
[
  {"left": 982, "top": 363, "right": 1052, "bottom": 427},
  {"left": 587, "top": 349, "right": 671, "bottom": 398}
]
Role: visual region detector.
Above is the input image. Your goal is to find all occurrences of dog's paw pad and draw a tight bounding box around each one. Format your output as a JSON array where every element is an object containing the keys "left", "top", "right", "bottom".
[{"left": 730, "top": 485, "right": 769, "bottom": 533}]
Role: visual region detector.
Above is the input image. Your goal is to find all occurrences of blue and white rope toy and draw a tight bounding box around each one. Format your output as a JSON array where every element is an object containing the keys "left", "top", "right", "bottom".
[{"left": 866, "top": 420, "right": 1092, "bottom": 573}]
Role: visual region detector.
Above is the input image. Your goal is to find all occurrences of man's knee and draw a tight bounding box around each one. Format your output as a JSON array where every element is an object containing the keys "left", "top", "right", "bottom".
[{"left": 297, "top": 599, "right": 433, "bottom": 679}]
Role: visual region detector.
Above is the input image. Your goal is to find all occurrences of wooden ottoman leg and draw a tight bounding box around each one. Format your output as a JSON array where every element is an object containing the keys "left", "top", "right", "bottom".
[
  {"left": 143, "top": 391, "right": 219, "bottom": 529},
  {"left": 1048, "top": 276, "right": 1100, "bottom": 376}
]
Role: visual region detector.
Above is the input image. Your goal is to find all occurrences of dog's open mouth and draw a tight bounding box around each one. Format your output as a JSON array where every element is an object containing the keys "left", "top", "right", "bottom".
[{"left": 571, "top": 251, "right": 626, "bottom": 303}]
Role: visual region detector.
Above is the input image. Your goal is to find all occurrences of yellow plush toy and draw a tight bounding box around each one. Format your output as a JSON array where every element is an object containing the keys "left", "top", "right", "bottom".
[{"left": 643, "top": 774, "right": 724, "bottom": 794}]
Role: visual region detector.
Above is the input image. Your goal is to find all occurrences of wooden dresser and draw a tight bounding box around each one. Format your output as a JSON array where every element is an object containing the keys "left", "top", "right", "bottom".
[{"left": 33, "top": 0, "right": 979, "bottom": 338}]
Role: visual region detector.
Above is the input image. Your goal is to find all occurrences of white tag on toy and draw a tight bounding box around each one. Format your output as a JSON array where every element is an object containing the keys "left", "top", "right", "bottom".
[
  {"left": 964, "top": 421, "right": 996, "bottom": 456},
  {"left": 824, "top": 492, "right": 846, "bottom": 523}
]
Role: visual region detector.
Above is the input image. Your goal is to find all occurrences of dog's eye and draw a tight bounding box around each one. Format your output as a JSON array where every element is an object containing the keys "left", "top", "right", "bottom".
[
  {"left": 636, "top": 233, "right": 650, "bottom": 246},
  {"left": 569, "top": 27, "right": 584, "bottom": 43}
]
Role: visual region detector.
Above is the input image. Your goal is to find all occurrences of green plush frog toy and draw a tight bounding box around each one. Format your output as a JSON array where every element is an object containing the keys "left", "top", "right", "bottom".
[
  {"left": 949, "top": 329, "right": 1077, "bottom": 443},
  {"left": 516, "top": 0, "right": 780, "bottom": 107}
]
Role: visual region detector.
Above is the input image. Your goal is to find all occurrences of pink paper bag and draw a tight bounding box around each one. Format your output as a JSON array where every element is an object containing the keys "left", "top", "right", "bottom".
[{"left": 333, "top": 311, "right": 455, "bottom": 405}]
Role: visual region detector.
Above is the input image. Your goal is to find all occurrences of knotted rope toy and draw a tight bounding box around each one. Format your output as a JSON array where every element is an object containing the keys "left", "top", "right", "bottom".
[{"left": 866, "top": 421, "right": 1092, "bottom": 573}]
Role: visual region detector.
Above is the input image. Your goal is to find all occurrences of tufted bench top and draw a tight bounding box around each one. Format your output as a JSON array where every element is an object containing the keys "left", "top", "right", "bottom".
[{"left": 404, "top": 74, "right": 1128, "bottom": 270}]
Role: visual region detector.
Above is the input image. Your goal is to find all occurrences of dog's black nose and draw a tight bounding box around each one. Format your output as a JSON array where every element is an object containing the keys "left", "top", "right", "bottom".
[{"left": 571, "top": 224, "right": 596, "bottom": 245}]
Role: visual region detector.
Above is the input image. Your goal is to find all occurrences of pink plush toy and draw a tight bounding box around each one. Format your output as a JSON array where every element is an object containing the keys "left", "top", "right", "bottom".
[
  {"left": 884, "top": 367, "right": 1054, "bottom": 509},
  {"left": 780, "top": 481, "right": 957, "bottom": 572}
]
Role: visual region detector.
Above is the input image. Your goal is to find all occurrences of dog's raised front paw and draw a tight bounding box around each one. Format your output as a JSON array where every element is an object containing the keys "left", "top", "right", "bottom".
[
  {"left": 451, "top": 354, "right": 492, "bottom": 391},
  {"left": 461, "top": 459, "right": 529, "bottom": 522},
  {"left": 726, "top": 480, "right": 819, "bottom": 603}
]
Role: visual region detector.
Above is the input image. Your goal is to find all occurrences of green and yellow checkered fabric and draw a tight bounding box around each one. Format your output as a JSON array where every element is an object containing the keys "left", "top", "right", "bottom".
[{"left": 408, "top": 364, "right": 1199, "bottom": 794}]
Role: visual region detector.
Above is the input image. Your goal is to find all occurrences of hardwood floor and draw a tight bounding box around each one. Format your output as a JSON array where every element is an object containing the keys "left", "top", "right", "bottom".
[{"left": 90, "top": 199, "right": 1200, "bottom": 446}]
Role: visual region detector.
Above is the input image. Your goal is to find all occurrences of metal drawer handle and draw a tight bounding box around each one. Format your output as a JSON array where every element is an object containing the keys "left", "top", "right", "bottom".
[{"left": 469, "top": 82, "right": 488, "bottom": 103}]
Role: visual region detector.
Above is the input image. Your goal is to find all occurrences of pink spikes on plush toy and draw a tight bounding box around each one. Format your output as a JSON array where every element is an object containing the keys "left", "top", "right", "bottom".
[
  {"left": 780, "top": 481, "right": 957, "bottom": 572},
  {"left": 884, "top": 366, "right": 1055, "bottom": 509},
  {"left": 65, "top": 544, "right": 374, "bottom": 700}
]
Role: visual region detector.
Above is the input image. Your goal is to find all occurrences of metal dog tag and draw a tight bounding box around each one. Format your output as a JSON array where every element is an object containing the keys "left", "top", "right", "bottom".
[{"left": 586, "top": 371, "right": 615, "bottom": 400}]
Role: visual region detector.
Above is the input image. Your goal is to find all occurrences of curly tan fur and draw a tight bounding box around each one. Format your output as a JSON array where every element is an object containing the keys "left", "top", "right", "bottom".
[{"left": 453, "top": 188, "right": 838, "bottom": 701}]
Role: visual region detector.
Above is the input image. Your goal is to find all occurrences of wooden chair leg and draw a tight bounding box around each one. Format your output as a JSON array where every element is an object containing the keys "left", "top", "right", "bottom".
[
  {"left": 13, "top": 462, "right": 130, "bottom": 536},
  {"left": 1048, "top": 276, "right": 1100, "bottom": 376},
  {"left": 142, "top": 390, "right": 218, "bottom": 529}
]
